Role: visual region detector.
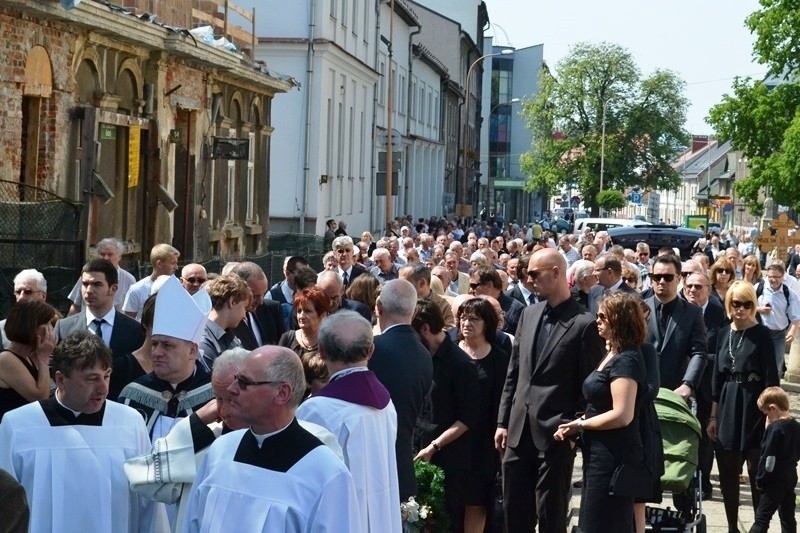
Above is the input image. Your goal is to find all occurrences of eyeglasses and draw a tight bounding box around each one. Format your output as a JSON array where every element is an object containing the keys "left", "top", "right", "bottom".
[
  {"left": 716, "top": 269, "right": 731, "bottom": 275},
  {"left": 684, "top": 284, "right": 708, "bottom": 291},
  {"left": 638, "top": 252, "right": 649, "bottom": 257},
  {"left": 680, "top": 271, "right": 695, "bottom": 278},
  {"left": 527, "top": 267, "right": 550, "bottom": 281},
  {"left": 234, "top": 373, "right": 283, "bottom": 391},
  {"left": 650, "top": 274, "right": 675, "bottom": 283},
  {"left": 335, "top": 248, "right": 354, "bottom": 254},
  {"left": 13, "top": 288, "right": 40, "bottom": 296},
  {"left": 183, "top": 277, "right": 207, "bottom": 284},
  {"left": 596, "top": 311, "right": 608, "bottom": 321},
  {"left": 469, "top": 282, "right": 484, "bottom": 290},
  {"left": 731, "top": 300, "right": 754, "bottom": 310},
  {"left": 459, "top": 315, "right": 483, "bottom": 323}
]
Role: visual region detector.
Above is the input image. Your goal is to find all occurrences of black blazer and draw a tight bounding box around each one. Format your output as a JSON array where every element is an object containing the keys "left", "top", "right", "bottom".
[
  {"left": 54, "top": 310, "right": 144, "bottom": 357},
  {"left": 645, "top": 296, "right": 708, "bottom": 390},
  {"left": 369, "top": 324, "right": 433, "bottom": 500},
  {"left": 587, "top": 281, "right": 637, "bottom": 314},
  {"left": 499, "top": 291, "right": 526, "bottom": 335},
  {"left": 505, "top": 284, "right": 527, "bottom": 306},
  {"left": 697, "top": 297, "right": 728, "bottom": 412},
  {"left": 233, "top": 301, "right": 286, "bottom": 350},
  {"left": 344, "top": 264, "right": 368, "bottom": 289},
  {"left": 498, "top": 298, "right": 604, "bottom": 451}
]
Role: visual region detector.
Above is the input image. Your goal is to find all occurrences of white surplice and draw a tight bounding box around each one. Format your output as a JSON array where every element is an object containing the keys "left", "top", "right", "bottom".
[
  {"left": 297, "top": 396, "right": 401, "bottom": 533},
  {"left": 0, "top": 400, "right": 169, "bottom": 533},
  {"left": 181, "top": 423, "right": 361, "bottom": 533}
]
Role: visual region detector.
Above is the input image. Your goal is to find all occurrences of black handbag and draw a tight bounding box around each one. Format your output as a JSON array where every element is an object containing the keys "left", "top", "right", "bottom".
[{"left": 609, "top": 462, "right": 652, "bottom": 497}]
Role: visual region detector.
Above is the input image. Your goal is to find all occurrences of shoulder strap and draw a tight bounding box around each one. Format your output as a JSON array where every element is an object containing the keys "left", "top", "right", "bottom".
[
  {"left": 782, "top": 283, "right": 791, "bottom": 303},
  {"left": 756, "top": 281, "right": 764, "bottom": 298}
]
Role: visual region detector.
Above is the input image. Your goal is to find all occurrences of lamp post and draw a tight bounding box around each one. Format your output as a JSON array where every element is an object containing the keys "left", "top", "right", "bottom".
[
  {"left": 487, "top": 97, "right": 521, "bottom": 216},
  {"left": 599, "top": 98, "right": 610, "bottom": 193},
  {"left": 461, "top": 48, "right": 513, "bottom": 219}
]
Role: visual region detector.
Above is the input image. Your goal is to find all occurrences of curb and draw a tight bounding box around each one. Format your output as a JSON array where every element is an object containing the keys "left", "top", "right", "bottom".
[{"left": 781, "top": 379, "right": 800, "bottom": 394}]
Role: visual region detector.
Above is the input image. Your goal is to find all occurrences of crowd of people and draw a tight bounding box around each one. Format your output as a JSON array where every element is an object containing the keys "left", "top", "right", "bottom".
[{"left": 0, "top": 214, "right": 799, "bottom": 533}]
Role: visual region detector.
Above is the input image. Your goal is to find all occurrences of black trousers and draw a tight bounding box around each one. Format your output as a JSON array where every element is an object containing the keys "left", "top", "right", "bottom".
[
  {"left": 501, "top": 421, "right": 575, "bottom": 533},
  {"left": 716, "top": 448, "right": 761, "bottom": 531},
  {"left": 749, "top": 479, "right": 797, "bottom": 533}
]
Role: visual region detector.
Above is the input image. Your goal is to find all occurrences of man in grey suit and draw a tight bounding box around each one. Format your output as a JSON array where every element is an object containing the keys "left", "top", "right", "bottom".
[
  {"left": 495, "top": 249, "right": 604, "bottom": 532},
  {"left": 54, "top": 259, "right": 144, "bottom": 360},
  {"left": 1, "top": 269, "right": 48, "bottom": 349},
  {"left": 587, "top": 254, "right": 637, "bottom": 313}
]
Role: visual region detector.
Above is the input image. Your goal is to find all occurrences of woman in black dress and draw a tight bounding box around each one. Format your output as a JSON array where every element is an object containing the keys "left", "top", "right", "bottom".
[
  {"left": 707, "top": 280, "right": 779, "bottom": 533},
  {"left": 555, "top": 291, "right": 646, "bottom": 533},
  {"left": 108, "top": 294, "right": 153, "bottom": 400},
  {"left": 456, "top": 297, "right": 509, "bottom": 533},
  {"left": 0, "top": 300, "right": 58, "bottom": 421}
]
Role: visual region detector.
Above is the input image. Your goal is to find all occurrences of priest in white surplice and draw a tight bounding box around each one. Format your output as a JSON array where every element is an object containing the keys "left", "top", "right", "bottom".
[
  {"left": 0, "top": 331, "right": 169, "bottom": 533},
  {"left": 297, "top": 311, "right": 402, "bottom": 533},
  {"left": 125, "top": 347, "right": 344, "bottom": 532},
  {"left": 182, "top": 346, "right": 361, "bottom": 532}
]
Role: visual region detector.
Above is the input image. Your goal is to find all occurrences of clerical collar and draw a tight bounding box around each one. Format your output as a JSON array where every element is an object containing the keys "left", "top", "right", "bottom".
[
  {"left": 55, "top": 390, "right": 82, "bottom": 417},
  {"left": 329, "top": 366, "right": 369, "bottom": 382},
  {"left": 168, "top": 366, "right": 198, "bottom": 389},
  {"left": 235, "top": 418, "right": 323, "bottom": 472},
  {"left": 41, "top": 395, "right": 106, "bottom": 427},
  {"left": 250, "top": 420, "right": 293, "bottom": 447}
]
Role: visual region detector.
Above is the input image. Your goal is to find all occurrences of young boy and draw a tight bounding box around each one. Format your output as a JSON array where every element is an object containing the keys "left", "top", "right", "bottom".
[{"left": 749, "top": 386, "right": 800, "bottom": 533}]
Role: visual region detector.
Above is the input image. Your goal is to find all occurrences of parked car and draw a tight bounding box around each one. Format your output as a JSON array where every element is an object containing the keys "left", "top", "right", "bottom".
[
  {"left": 607, "top": 225, "right": 704, "bottom": 260},
  {"left": 574, "top": 217, "right": 650, "bottom": 234}
]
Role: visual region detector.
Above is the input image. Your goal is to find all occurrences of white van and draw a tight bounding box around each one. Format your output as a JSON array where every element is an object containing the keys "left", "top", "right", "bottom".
[{"left": 573, "top": 218, "right": 650, "bottom": 234}]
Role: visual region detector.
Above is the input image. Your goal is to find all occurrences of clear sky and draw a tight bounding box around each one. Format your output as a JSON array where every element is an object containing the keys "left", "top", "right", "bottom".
[{"left": 485, "top": 0, "right": 765, "bottom": 135}]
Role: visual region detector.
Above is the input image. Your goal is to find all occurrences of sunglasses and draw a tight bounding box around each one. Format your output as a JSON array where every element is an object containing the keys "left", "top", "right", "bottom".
[
  {"left": 650, "top": 274, "right": 675, "bottom": 283},
  {"left": 234, "top": 373, "right": 283, "bottom": 391},
  {"left": 731, "top": 300, "right": 754, "bottom": 310},
  {"left": 183, "top": 277, "right": 207, "bottom": 284},
  {"left": 469, "top": 282, "right": 484, "bottom": 290},
  {"left": 684, "top": 284, "right": 707, "bottom": 291},
  {"left": 680, "top": 271, "right": 694, "bottom": 278},
  {"left": 527, "top": 267, "right": 550, "bottom": 281},
  {"left": 717, "top": 269, "right": 731, "bottom": 275},
  {"left": 638, "top": 252, "right": 649, "bottom": 257}
]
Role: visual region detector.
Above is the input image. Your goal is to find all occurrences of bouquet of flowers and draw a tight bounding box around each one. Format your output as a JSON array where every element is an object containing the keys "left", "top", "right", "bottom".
[{"left": 401, "top": 461, "right": 448, "bottom": 532}]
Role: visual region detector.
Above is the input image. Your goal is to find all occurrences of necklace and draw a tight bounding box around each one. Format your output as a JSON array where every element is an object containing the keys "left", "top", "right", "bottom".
[{"left": 728, "top": 328, "right": 745, "bottom": 371}]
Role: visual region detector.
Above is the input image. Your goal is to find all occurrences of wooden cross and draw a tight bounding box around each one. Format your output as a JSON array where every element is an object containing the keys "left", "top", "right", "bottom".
[{"left": 755, "top": 213, "right": 800, "bottom": 262}]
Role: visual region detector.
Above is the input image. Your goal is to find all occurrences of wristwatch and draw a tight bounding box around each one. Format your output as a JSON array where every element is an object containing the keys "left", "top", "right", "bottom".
[{"left": 431, "top": 441, "right": 441, "bottom": 452}]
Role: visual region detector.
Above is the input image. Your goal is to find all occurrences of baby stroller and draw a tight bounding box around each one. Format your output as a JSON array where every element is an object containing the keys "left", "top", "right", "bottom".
[{"left": 645, "top": 388, "right": 706, "bottom": 532}]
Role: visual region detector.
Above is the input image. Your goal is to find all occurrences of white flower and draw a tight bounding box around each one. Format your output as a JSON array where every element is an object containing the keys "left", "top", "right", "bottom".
[{"left": 419, "top": 505, "right": 430, "bottom": 520}]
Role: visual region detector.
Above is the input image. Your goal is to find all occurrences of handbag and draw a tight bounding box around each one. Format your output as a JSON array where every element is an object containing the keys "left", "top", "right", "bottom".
[{"left": 608, "top": 462, "right": 652, "bottom": 497}]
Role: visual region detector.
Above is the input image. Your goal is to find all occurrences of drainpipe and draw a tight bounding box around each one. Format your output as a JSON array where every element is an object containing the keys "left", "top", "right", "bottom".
[
  {"left": 370, "top": 0, "right": 381, "bottom": 233},
  {"left": 299, "top": 0, "right": 316, "bottom": 234},
  {"left": 405, "top": 25, "right": 421, "bottom": 217}
]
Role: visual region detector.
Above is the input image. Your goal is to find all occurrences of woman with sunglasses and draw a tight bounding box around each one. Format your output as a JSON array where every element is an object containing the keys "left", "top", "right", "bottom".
[
  {"left": 708, "top": 280, "right": 779, "bottom": 532},
  {"left": 555, "top": 291, "right": 646, "bottom": 533},
  {"left": 710, "top": 258, "right": 736, "bottom": 303},
  {"left": 456, "top": 298, "right": 509, "bottom": 533}
]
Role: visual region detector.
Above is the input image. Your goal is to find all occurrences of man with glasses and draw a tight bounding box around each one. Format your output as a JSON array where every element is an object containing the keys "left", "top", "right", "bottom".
[
  {"left": 495, "top": 248, "right": 603, "bottom": 532},
  {"left": 180, "top": 264, "right": 207, "bottom": 295},
  {"left": 469, "top": 265, "right": 525, "bottom": 334},
  {"left": 266, "top": 256, "right": 309, "bottom": 305},
  {"left": 684, "top": 271, "right": 728, "bottom": 499},
  {"left": 317, "top": 270, "right": 372, "bottom": 322},
  {"left": 587, "top": 255, "right": 637, "bottom": 314},
  {"left": 183, "top": 346, "right": 361, "bottom": 531},
  {"left": 333, "top": 236, "right": 367, "bottom": 289},
  {"left": 1, "top": 269, "right": 48, "bottom": 348},
  {"left": 756, "top": 263, "right": 800, "bottom": 376}
]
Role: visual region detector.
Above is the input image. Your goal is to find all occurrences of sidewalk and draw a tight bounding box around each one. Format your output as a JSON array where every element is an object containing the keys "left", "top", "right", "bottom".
[{"left": 567, "top": 381, "right": 800, "bottom": 532}]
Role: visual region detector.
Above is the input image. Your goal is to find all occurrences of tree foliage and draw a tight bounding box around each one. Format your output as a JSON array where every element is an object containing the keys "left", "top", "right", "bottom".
[
  {"left": 597, "top": 190, "right": 627, "bottom": 212},
  {"left": 519, "top": 42, "right": 690, "bottom": 216}
]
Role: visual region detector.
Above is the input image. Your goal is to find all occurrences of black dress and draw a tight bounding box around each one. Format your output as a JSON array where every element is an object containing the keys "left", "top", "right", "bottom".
[
  {"left": 712, "top": 323, "right": 779, "bottom": 451},
  {"left": 0, "top": 351, "right": 38, "bottom": 422},
  {"left": 464, "top": 343, "right": 510, "bottom": 506},
  {"left": 108, "top": 353, "right": 146, "bottom": 402},
  {"left": 579, "top": 348, "right": 646, "bottom": 533}
]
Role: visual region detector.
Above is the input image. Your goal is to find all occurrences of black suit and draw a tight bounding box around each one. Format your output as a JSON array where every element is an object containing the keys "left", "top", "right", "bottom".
[
  {"left": 505, "top": 283, "right": 526, "bottom": 305},
  {"left": 498, "top": 298, "right": 604, "bottom": 532},
  {"left": 233, "top": 301, "right": 285, "bottom": 350},
  {"left": 498, "top": 291, "right": 526, "bottom": 335},
  {"left": 369, "top": 324, "right": 433, "bottom": 501},
  {"left": 341, "top": 264, "right": 368, "bottom": 289},
  {"left": 587, "top": 280, "right": 637, "bottom": 314},
  {"left": 339, "top": 298, "right": 372, "bottom": 322},
  {"left": 54, "top": 310, "right": 144, "bottom": 358},
  {"left": 645, "top": 296, "right": 708, "bottom": 390}
]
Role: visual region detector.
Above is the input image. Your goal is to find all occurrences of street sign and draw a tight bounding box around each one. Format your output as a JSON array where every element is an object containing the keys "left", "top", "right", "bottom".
[
  {"left": 554, "top": 198, "right": 563, "bottom": 205},
  {"left": 570, "top": 195, "right": 581, "bottom": 208},
  {"left": 630, "top": 193, "right": 642, "bottom": 205}
]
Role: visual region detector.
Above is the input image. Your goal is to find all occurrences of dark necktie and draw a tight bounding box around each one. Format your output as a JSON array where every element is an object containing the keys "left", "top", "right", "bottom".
[
  {"left": 535, "top": 305, "right": 553, "bottom": 355},
  {"left": 657, "top": 304, "right": 667, "bottom": 339},
  {"left": 343, "top": 271, "right": 349, "bottom": 285},
  {"left": 92, "top": 318, "right": 105, "bottom": 342}
]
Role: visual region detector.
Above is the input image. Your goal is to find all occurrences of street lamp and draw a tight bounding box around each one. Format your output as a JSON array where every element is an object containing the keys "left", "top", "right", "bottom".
[
  {"left": 599, "top": 98, "right": 610, "bottom": 193},
  {"left": 489, "top": 97, "right": 521, "bottom": 116},
  {"left": 461, "top": 48, "right": 513, "bottom": 219}
]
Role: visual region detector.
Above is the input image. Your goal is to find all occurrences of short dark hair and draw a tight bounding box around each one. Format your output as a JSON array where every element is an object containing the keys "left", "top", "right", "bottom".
[
  {"left": 141, "top": 294, "right": 157, "bottom": 331},
  {"left": 516, "top": 254, "right": 531, "bottom": 280},
  {"left": 286, "top": 256, "right": 309, "bottom": 272},
  {"left": 600, "top": 256, "right": 622, "bottom": 276},
  {"left": 412, "top": 298, "right": 445, "bottom": 335},
  {"left": 457, "top": 297, "right": 498, "bottom": 344},
  {"left": 4, "top": 300, "right": 59, "bottom": 346},
  {"left": 471, "top": 265, "right": 502, "bottom": 290},
  {"left": 293, "top": 266, "right": 318, "bottom": 291},
  {"left": 654, "top": 254, "right": 681, "bottom": 274},
  {"left": 82, "top": 258, "right": 118, "bottom": 286},
  {"left": 52, "top": 330, "right": 112, "bottom": 377}
]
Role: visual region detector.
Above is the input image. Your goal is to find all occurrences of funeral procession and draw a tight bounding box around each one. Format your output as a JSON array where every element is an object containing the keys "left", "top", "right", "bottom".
[{"left": 1, "top": 0, "right": 800, "bottom": 532}]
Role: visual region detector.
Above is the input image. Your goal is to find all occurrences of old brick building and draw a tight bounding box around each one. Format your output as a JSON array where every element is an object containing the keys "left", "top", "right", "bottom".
[{"left": 0, "top": 0, "right": 292, "bottom": 263}]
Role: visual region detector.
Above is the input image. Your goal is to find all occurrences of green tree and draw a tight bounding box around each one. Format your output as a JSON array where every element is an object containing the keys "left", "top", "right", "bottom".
[
  {"left": 597, "top": 190, "right": 627, "bottom": 213},
  {"left": 519, "top": 42, "right": 690, "bottom": 216},
  {"left": 707, "top": 0, "right": 800, "bottom": 213}
]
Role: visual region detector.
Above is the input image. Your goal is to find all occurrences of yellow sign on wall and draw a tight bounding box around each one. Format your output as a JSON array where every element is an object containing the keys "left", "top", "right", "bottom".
[{"left": 128, "top": 125, "right": 141, "bottom": 188}]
